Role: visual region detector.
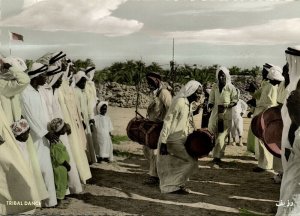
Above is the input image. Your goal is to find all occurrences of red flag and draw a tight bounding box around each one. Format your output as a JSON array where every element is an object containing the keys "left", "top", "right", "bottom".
[{"left": 9, "top": 32, "right": 24, "bottom": 42}]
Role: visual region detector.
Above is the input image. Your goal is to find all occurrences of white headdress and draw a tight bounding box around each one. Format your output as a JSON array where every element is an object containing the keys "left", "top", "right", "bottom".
[
  {"left": 74, "top": 71, "right": 89, "bottom": 84},
  {"left": 27, "top": 62, "right": 48, "bottom": 79},
  {"left": 267, "top": 66, "right": 284, "bottom": 81},
  {"left": 174, "top": 80, "right": 202, "bottom": 100}
]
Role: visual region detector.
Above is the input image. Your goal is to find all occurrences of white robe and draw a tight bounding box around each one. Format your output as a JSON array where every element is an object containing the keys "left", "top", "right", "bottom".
[
  {"left": 0, "top": 75, "right": 48, "bottom": 202},
  {"left": 85, "top": 80, "right": 97, "bottom": 119},
  {"left": 20, "top": 85, "right": 57, "bottom": 207},
  {"left": 253, "top": 81, "right": 278, "bottom": 170},
  {"left": 94, "top": 114, "right": 113, "bottom": 161},
  {"left": 231, "top": 99, "right": 248, "bottom": 140},
  {"left": 74, "top": 87, "right": 97, "bottom": 163},
  {"left": 59, "top": 80, "right": 91, "bottom": 183},
  {"left": 0, "top": 76, "right": 40, "bottom": 214},
  {"left": 157, "top": 97, "right": 197, "bottom": 193},
  {"left": 39, "top": 86, "right": 83, "bottom": 194},
  {"left": 276, "top": 128, "right": 300, "bottom": 215}
]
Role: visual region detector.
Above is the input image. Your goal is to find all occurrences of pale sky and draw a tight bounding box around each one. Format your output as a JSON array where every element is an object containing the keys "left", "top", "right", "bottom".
[{"left": 0, "top": 0, "right": 299, "bottom": 69}]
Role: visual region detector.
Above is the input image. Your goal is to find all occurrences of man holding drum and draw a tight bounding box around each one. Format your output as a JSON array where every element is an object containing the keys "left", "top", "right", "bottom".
[
  {"left": 143, "top": 72, "right": 172, "bottom": 185},
  {"left": 157, "top": 80, "right": 202, "bottom": 194}
]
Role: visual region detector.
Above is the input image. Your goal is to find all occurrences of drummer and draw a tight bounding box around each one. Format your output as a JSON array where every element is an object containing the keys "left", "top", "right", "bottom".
[
  {"left": 276, "top": 89, "right": 300, "bottom": 215},
  {"left": 157, "top": 80, "right": 202, "bottom": 194},
  {"left": 208, "top": 66, "right": 238, "bottom": 167},
  {"left": 252, "top": 65, "right": 284, "bottom": 172},
  {"left": 143, "top": 72, "right": 172, "bottom": 185}
]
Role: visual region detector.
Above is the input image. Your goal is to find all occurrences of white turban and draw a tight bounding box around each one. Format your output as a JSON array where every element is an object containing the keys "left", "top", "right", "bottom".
[
  {"left": 97, "top": 101, "right": 108, "bottom": 114},
  {"left": 267, "top": 66, "right": 284, "bottom": 81},
  {"left": 174, "top": 80, "right": 202, "bottom": 100},
  {"left": 27, "top": 62, "right": 48, "bottom": 79},
  {"left": 0, "top": 56, "right": 27, "bottom": 80},
  {"left": 11, "top": 119, "right": 30, "bottom": 137},
  {"left": 74, "top": 71, "right": 89, "bottom": 84},
  {"left": 216, "top": 66, "right": 231, "bottom": 85}
]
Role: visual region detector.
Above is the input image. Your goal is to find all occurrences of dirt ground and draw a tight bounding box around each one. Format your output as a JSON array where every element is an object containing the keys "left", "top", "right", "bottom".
[{"left": 35, "top": 107, "right": 280, "bottom": 216}]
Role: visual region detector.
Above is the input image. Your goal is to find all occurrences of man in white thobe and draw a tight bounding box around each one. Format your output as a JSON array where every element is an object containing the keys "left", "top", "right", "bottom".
[
  {"left": 252, "top": 65, "right": 284, "bottom": 172},
  {"left": 20, "top": 62, "right": 58, "bottom": 207},
  {"left": 0, "top": 58, "right": 40, "bottom": 214},
  {"left": 157, "top": 80, "right": 203, "bottom": 194},
  {"left": 39, "top": 63, "right": 83, "bottom": 194},
  {"left": 58, "top": 63, "right": 92, "bottom": 183},
  {"left": 74, "top": 71, "right": 97, "bottom": 164}
]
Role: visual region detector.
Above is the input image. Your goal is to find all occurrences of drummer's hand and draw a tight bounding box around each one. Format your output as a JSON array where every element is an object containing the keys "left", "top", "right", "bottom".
[{"left": 160, "top": 143, "right": 168, "bottom": 155}]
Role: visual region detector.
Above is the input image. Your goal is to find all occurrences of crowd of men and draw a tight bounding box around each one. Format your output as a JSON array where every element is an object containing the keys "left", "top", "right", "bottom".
[
  {"left": 1, "top": 46, "right": 300, "bottom": 215},
  {"left": 0, "top": 51, "right": 99, "bottom": 214},
  {"left": 143, "top": 47, "right": 300, "bottom": 215}
]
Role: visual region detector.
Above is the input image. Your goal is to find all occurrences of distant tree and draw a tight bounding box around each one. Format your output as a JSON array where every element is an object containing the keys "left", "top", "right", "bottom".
[{"left": 74, "top": 58, "right": 95, "bottom": 71}]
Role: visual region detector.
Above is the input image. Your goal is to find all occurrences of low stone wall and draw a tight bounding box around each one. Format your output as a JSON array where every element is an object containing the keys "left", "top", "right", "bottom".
[{"left": 96, "top": 76, "right": 256, "bottom": 108}]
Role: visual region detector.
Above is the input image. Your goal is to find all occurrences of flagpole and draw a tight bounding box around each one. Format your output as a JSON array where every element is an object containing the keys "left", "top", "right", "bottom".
[{"left": 8, "top": 31, "right": 12, "bottom": 56}]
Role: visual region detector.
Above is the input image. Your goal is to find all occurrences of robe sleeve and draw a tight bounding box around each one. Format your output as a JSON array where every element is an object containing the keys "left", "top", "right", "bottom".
[
  {"left": 230, "top": 85, "right": 239, "bottom": 105},
  {"left": 208, "top": 84, "right": 216, "bottom": 105},
  {"left": 240, "top": 100, "right": 248, "bottom": 113},
  {"left": 108, "top": 116, "right": 113, "bottom": 132},
  {"left": 86, "top": 83, "right": 96, "bottom": 120},
  {"left": 0, "top": 70, "right": 30, "bottom": 98},
  {"left": 159, "top": 99, "right": 182, "bottom": 144},
  {"left": 159, "top": 89, "right": 172, "bottom": 112}
]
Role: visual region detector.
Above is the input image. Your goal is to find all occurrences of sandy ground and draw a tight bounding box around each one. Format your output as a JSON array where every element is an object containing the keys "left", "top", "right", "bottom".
[{"left": 35, "top": 107, "right": 280, "bottom": 216}]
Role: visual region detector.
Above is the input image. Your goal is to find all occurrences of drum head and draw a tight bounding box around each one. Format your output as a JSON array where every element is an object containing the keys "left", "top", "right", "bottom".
[
  {"left": 263, "top": 111, "right": 283, "bottom": 158},
  {"left": 185, "top": 129, "right": 215, "bottom": 158},
  {"left": 261, "top": 107, "right": 282, "bottom": 158}
]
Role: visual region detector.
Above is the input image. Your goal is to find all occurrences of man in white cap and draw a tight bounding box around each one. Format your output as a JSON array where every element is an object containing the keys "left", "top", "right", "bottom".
[
  {"left": 20, "top": 62, "right": 58, "bottom": 207},
  {"left": 74, "top": 71, "right": 97, "bottom": 164},
  {"left": 0, "top": 58, "right": 40, "bottom": 214},
  {"left": 157, "top": 80, "right": 202, "bottom": 194},
  {"left": 58, "top": 61, "right": 92, "bottom": 184},
  {"left": 252, "top": 65, "right": 284, "bottom": 172},
  {"left": 208, "top": 66, "right": 238, "bottom": 166}
]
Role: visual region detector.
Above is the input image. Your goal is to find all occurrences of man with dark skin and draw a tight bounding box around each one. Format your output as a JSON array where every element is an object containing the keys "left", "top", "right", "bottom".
[
  {"left": 74, "top": 71, "right": 97, "bottom": 164},
  {"left": 144, "top": 72, "right": 172, "bottom": 185},
  {"left": 157, "top": 80, "right": 203, "bottom": 194},
  {"left": 30, "top": 73, "right": 59, "bottom": 143},
  {"left": 207, "top": 67, "right": 238, "bottom": 165}
]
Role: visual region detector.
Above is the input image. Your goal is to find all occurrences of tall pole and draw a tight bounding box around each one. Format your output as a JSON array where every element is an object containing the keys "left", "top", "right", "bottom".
[{"left": 170, "top": 38, "right": 175, "bottom": 95}]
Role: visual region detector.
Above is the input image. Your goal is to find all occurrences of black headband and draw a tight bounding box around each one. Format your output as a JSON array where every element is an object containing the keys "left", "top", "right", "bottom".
[
  {"left": 85, "top": 67, "right": 96, "bottom": 74},
  {"left": 49, "top": 52, "right": 66, "bottom": 65},
  {"left": 47, "top": 66, "right": 62, "bottom": 76},
  {"left": 285, "top": 48, "right": 300, "bottom": 57},
  {"left": 28, "top": 65, "right": 48, "bottom": 76}
]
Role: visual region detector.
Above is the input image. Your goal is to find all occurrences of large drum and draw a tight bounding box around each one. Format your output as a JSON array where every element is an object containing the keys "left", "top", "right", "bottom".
[
  {"left": 251, "top": 106, "right": 283, "bottom": 158},
  {"left": 126, "top": 117, "right": 163, "bottom": 149},
  {"left": 185, "top": 129, "right": 215, "bottom": 158}
]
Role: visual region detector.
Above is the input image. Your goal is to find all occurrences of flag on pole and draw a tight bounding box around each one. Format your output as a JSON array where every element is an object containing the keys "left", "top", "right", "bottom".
[{"left": 9, "top": 32, "right": 24, "bottom": 42}]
